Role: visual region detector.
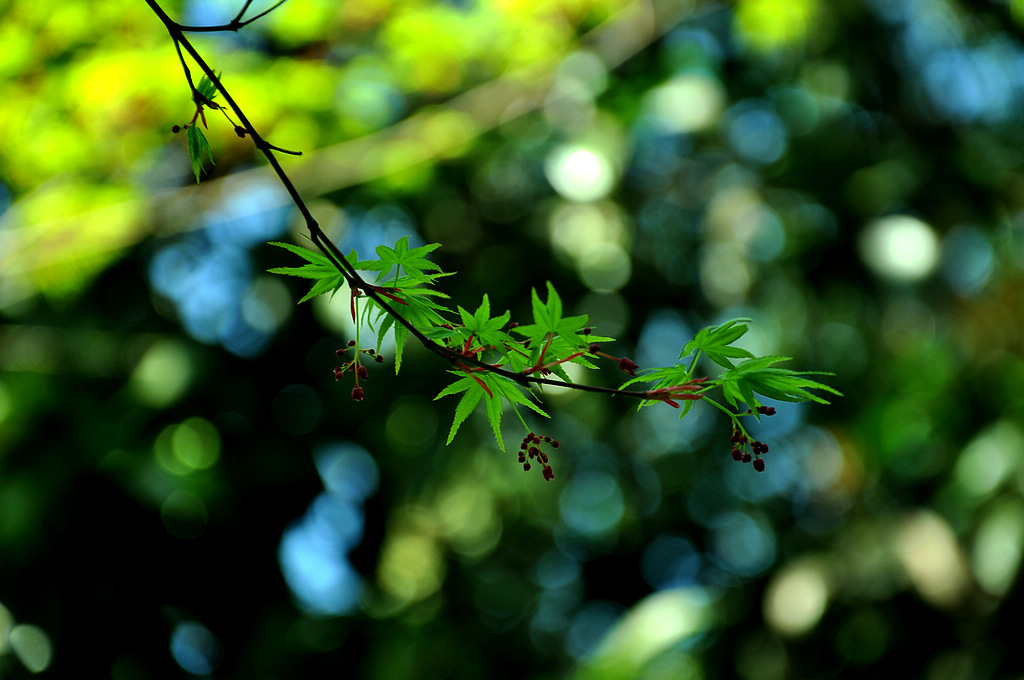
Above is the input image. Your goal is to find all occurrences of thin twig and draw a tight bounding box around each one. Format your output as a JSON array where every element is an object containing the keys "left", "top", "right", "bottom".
[{"left": 175, "top": 0, "right": 289, "bottom": 32}]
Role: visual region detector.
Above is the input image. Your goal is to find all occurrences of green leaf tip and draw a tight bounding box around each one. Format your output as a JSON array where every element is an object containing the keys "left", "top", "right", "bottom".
[
  {"left": 186, "top": 125, "right": 214, "bottom": 184},
  {"left": 266, "top": 242, "right": 345, "bottom": 303},
  {"left": 195, "top": 71, "right": 221, "bottom": 107}
]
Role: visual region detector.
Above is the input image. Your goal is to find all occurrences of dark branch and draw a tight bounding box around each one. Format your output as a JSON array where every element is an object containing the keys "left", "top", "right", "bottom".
[{"left": 175, "top": 0, "right": 289, "bottom": 32}]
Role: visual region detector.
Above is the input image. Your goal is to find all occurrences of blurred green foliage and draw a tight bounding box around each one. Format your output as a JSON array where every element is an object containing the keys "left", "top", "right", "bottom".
[{"left": 3, "top": 0, "right": 1024, "bottom": 678}]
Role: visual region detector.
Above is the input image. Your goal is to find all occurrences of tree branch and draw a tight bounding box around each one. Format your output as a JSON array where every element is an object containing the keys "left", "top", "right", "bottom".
[
  {"left": 146, "top": 0, "right": 698, "bottom": 402},
  {"left": 174, "top": 0, "right": 289, "bottom": 32}
]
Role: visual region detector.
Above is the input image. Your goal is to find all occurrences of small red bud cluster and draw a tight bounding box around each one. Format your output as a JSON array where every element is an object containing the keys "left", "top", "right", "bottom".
[
  {"left": 618, "top": 357, "right": 640, "bottom": 375},
  {"left": 519, "top": 432, "right": 557, "bottom": 481},
  {"left": 730, "top": 406, "right": 775, "bottom": 472},
  {"left": 334, "top": 341, "right": 383, "bottom": 401},
  {"left": 588, "top": 344, "right": 640, "bottom": 376}
]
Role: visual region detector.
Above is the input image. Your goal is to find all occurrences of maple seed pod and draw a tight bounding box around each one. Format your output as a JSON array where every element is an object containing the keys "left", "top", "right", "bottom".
[{"left": 618, "top": 357, "right": 639, "bottom": 375}]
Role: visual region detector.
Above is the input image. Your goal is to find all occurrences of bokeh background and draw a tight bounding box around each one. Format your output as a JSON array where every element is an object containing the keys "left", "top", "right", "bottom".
[{"left": 3, "top": 0, "right": 1024, "bottom": 677}]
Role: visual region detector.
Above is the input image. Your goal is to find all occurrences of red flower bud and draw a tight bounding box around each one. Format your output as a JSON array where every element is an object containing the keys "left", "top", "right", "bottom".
[
  {"left": 753, "top": 458, "right": 765, "bottom": 472},
  {"left": 351, "top": 387, "right": 365, "bottom": 401}
]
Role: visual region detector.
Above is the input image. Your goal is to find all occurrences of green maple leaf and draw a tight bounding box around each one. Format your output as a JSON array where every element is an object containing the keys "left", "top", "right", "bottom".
[
  {"left": 195, "top": 72, "right": 220, "bottom": 106},
  {"left": 435, "top": 375, "right": 485, "bottom": 445},
  {"left": 267, "top": 242, "right": 354, "bottom": 303},
  {"left": 435, "top": 371, "right": 548, "bottom": 450},
  {"left": 455, "top": 295, "right": 513, "bottom": 357},
  {"left": 719, "top": 356, "right": 840, "bottom": 409},
  {"left": 682, "top": 318, "right": 756, "bottom": 369},
  {"left": 362, "top": 236, "right": 450, "bottom": 285},
  {"left": 510, "top": 282, "right": 592, "bottom": 376},
  {"left": 373, "top": 285, "right": 455, "bottom": 373}
]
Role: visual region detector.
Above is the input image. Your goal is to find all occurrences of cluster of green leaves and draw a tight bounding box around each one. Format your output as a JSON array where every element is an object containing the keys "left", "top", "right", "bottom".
[
  {"left": 268, "top": 238, "right": 453, "bottom": 369},
  {"left": 433, "top": 282, "right": 614, "bottom": 449},
  {"left": 622, "top": 318, "right": 840, "bottom": 419},
  {"left": 165, "top": 33, "right": 839, "bottom": 459},
  {"left": 269, "top": 240, "right": 839, "bottom": 453}
]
